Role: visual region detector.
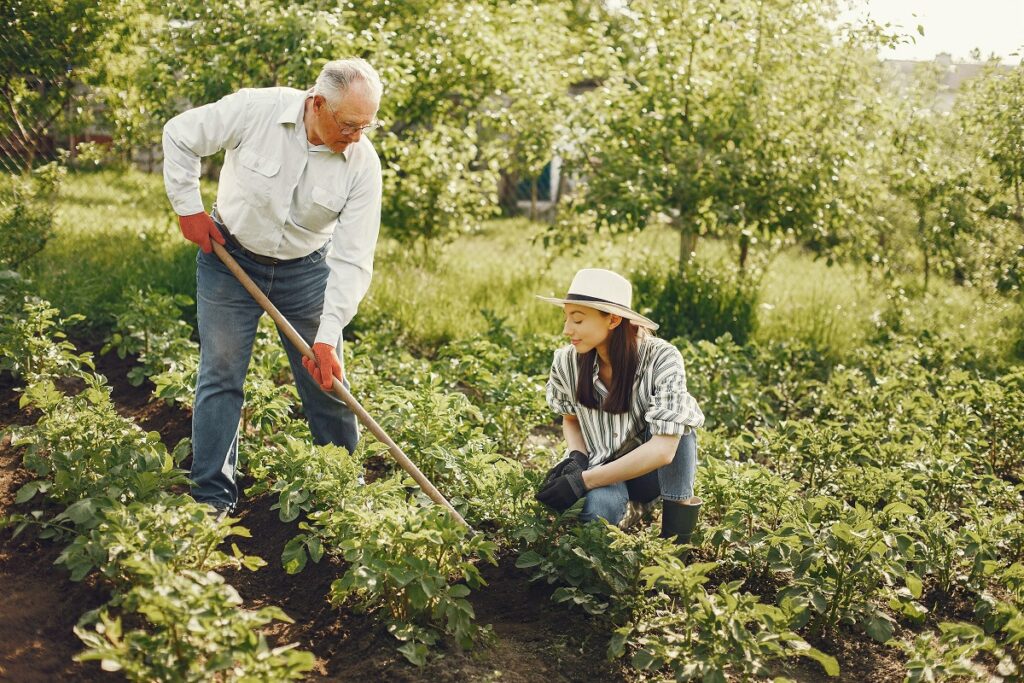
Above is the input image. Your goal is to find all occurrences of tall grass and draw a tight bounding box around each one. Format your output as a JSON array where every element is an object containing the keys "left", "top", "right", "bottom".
[
  {"left": 24, "top": 169, "right": 202, "bottom": 331},
  {"left": 27, "top": 168, "right": 1020, "bottom": 365}
]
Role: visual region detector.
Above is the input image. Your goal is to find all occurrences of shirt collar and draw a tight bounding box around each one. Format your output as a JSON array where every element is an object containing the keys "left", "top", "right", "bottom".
[{"left": 280, "top": 88, "right": 349, "bottom": 160}]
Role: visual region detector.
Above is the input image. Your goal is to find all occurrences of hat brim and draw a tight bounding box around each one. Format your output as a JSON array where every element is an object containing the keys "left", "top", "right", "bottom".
[{"left": 536, "top": 295, "right": 659, "bottom": 331}]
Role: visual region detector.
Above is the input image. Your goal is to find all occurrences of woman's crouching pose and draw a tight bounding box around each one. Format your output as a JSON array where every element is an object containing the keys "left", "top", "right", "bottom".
[{"left": 535, "top": 268, "right": 705, "bottom": 546}]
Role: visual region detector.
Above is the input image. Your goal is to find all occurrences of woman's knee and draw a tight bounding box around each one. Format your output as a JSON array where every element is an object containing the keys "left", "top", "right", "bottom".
[
  {"left": 580, "top": 485, "right": 628, "bottom": 525},
  {"left": 659, "top": 430, "right": 698, "bottom": 501}
]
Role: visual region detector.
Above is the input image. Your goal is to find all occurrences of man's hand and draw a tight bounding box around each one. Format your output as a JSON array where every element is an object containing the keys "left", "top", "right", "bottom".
[
  {"left": 303, "top": 342, "right": 342, "bottom": 391},
  {"left": 178, "top": 211, "right": 225, "bottom": 254}
]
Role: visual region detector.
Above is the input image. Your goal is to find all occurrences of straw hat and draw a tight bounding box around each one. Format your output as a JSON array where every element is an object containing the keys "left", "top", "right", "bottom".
[{"left": 536, "top": 268, "right": 658, "bottom": 330}]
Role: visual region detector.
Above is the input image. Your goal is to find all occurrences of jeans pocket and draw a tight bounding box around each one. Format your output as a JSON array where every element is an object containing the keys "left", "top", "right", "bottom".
[{"left": 303, "top": 242, "right": 330, "bottom": 265}]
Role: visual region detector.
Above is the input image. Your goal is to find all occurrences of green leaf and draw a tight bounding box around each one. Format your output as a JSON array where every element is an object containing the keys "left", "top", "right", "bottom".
[
  {"left": 397, "top": 641, "right": 428, "bottom": 667},
  {"left": 862, "top": 614, "right": 895, "bottom": 643},
  {"left": 307, "top": 537, "right": 324, "bottom": 563},
  {"left": 515, "top": 550, "right": 542, "bottom": 568},
  {"left": 904, "top": 573, "right": 923, "bottom": 599},
  {"left": 789, "top": 641, "right": 840, "bottom": 677},
  {"left": 281, "top": 536, "right": 308, "bottom": 575},
  {"left": 14, "top": 480, "right": 43, "bottom": 504}
]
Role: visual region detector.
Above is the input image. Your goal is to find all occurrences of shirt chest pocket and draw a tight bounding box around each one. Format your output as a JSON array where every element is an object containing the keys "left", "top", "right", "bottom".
[
  {"left": 304, "top": 185, "right": 347, "bottom": 231},
  {"left": 237, "top": 149, "right": 280, "bottom": 206}
]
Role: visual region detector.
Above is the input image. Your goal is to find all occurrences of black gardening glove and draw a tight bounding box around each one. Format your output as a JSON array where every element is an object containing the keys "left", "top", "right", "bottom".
[
  {"left": 541, "top": 450, "right": 589, "bottom": 490},
  {"left": 536, "top": 459, "right": 588, "bottom": 512}
]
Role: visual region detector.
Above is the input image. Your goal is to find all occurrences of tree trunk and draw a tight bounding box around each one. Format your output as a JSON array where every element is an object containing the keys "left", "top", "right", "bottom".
[
  {"left": 678, "top": 226, "right": 698, "bottom": 271},
  {"left": 918, "top": 207, "right": 929, "bottom": 293},
  {"left": 530, "top": 178, "right": 538, "bottom": 221},
  {"left": 738, "top": 232, "right": 751, "bottom": 271},
  {"left": 1015, "top": 175, "right": 1022, "bottom": 225}
]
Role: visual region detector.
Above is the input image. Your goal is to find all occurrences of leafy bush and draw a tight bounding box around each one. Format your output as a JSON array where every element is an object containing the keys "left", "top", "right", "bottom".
[
  {"left": 621, "top": 558, "right": 839, "bottom": 681},
  {"left": 102, "top": 288, "right": 196, "bottom": 386},
  {"left": 56, "top": 495, "right": 265, "bottom": 585},
  {"left": 0, "top": 297, "right": 92, "bottom": 380},
  {"left": 633, "top": 260, "right": 761, "bottom": 344},
  {"left": 10, "top": 375, "right": 189, "bottom": 538},
  {"left": 0, "top": 163, "right": 64, "bottom": 270},
  {"left": 774, "top": 500, "right": 922, "bottom": 643},
  {"left": 74, "top": 566, "right": 315, "bottom": 682}
]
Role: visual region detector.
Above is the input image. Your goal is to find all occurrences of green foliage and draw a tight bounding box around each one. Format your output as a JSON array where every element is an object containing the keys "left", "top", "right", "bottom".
[
  {"left": 774, "top": 501, "right": 922, "bottom": 643},
  {"left": 0, "top": 297, "right": 92, "bottom": 380},
  {"left": 11, "top": 375, "right": 189, "bottom": 538},
  {"left": 958, "top": 62, "right": 1024, "bottom": 222},
  {"left": 516, "top": 521, "right": 675, "bottom": 624},
  {"left": 321, "top": 499, "right": 497, "bottom": 665},
  {"left": 624, "top": 558, "right": 840, "bottom": 682},
  {"left": 893, "top": 623, "right": 1002, "bottom": 683},
  {"left": 74, "top": 566, "right": 315, "bottom": 682},
  {"left": 434, "top": 337, "right": 550, "bottom": 458},
  {"left": 633, "top": 260, "right": 761, "bottom": 344},
  {"left": 56, "top": 495, "right": 265, "bottom": 585},
  {"left": 556, "top": 0, "right": 896, "bottom": 269},
  {"left": 102, "top": 288, "right": 196, "bottom": 385},
  {"left": 0, "top": 1, "right": 121, "bottom": 169},
  {"left": 0, "top": 163, "right": 65, "bottom": 268}
]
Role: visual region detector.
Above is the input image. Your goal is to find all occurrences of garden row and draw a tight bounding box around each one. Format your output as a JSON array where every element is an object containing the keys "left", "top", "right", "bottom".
[{"left": 3, "top": 282, "right": 1024, "bottom": 681}]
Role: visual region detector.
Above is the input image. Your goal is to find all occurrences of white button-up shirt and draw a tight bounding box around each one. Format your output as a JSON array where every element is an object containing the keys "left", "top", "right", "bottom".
[{"left": 162, "top": 86, "right": 382, "bottom": 346}]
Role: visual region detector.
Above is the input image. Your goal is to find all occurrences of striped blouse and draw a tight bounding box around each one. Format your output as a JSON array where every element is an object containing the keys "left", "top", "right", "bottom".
[{"left": 546, "top": 335, "right": 705, "bottom": 466}]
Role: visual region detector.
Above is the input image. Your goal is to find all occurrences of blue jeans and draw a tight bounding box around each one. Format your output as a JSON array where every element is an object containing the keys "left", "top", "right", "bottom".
[
  {"left": 579, "top": 431, "right": 698, "bottom": 525},
  {"left": 191, "top": 239, "right": 359, "bottom": 509}
]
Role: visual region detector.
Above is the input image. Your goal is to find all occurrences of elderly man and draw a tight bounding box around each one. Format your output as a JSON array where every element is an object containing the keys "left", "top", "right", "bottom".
[{"left": 162, "top": 58, "right": 383, "bottom": 514}]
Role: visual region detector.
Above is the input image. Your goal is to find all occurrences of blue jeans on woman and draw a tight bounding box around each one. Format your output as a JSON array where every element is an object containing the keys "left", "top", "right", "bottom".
[
  {"left": 191, "top": 237, "right": 359, "bottom": 509},
  {"left": 579, "top": 430, "right": 698, "bottom": 525}
]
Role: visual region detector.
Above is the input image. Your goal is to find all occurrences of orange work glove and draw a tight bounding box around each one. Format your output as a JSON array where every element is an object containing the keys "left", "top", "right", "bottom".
[
  {"left": 178, "top": 211, "right": 226, "bottom": 254},
  {"left": 302, "top": 342, "right": 342, "bottom": 391}
]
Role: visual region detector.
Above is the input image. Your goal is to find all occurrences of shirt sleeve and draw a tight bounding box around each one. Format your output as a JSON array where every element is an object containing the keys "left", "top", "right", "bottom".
[
  {"left": 315, "top": 147, "right": 384, "bottom": 345},
  {"left": 546, "top": 347, "right": 577, "bottom": 416},
  {"left": 646, "top": 343, "right": 705, "bottom": 436},
  {"left": 162, "top": 90, "right": 250, "bottom": 216}
]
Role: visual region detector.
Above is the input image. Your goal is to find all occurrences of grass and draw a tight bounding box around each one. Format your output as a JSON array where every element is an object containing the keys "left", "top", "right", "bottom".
[
  {"left": 23, "top": 167, "right": 1023, "bottom": 365},
  {"left": 23, "top": 169, "right": 204, "bottom": 330}
]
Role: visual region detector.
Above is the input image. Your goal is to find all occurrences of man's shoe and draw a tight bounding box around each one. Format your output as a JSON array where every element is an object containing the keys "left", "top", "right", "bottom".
[{"left": 205, "top": 502, "right": 236, "bottom": 523}]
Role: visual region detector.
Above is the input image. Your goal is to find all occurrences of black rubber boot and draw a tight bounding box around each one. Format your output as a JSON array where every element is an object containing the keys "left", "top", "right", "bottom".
[{"left": 661, "top": 497, "right": 702, "bottom": 557}]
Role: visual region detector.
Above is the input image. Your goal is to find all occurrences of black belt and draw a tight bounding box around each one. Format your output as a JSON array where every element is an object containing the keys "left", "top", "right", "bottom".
[{"left": 212, "top": 218, "right": 307, "bottom": 267}]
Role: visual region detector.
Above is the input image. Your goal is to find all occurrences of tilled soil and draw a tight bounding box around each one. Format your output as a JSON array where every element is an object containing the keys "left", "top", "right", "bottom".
[
  {"left": 0, "top": 346, "right": 911, "bottom": 682},
  {"left": 0, "top": 352, "right": 635, "bottom": 682}
]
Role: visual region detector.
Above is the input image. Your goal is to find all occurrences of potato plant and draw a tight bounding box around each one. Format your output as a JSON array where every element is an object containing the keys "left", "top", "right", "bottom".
[{"left": 74, "top": 566, "right": 315, "bottom": 682}]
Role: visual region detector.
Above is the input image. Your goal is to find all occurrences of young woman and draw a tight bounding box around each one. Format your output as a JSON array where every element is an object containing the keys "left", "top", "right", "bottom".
[{"left": 535, "top": 268, "right": 704, "bottom": 544}]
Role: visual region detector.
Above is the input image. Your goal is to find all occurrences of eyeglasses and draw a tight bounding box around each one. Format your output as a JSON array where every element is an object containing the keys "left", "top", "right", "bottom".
[{"left": 323, "top": 98, "right": 380, "bottom": 136}]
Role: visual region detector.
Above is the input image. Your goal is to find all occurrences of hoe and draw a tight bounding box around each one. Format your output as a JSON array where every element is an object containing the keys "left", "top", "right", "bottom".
[{"left": 212, "top": 241, "right": 469, "bottom": 530}]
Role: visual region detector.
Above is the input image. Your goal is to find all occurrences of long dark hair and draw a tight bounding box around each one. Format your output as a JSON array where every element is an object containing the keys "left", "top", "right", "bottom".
[{"left": 576, "top": 317, "right": 643, "bottom": 413}]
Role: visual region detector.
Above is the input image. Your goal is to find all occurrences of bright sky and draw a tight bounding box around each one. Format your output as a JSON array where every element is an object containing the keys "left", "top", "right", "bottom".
[{"left": 839, "top": 0, "right": 1023, "bottom": 64}]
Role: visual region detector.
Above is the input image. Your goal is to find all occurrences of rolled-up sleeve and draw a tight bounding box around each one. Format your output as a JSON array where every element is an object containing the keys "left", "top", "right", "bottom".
[
  {"left": 546, "top": 348, "right": 577, "bottom": 416},
  {"left": 162, "top": 90, "right": 249, "bottom": 216},
  {"left": 315, "top": 149, "right": 383, "bottom": 346},
  {"left": 646, "top": 344, "right": 705, "bottom": 435}
]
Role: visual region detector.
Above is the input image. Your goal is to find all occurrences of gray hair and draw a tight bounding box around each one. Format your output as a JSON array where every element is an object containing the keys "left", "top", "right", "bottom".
[{"left": 314, "top": 58, "right": 383, "bottom": 106}]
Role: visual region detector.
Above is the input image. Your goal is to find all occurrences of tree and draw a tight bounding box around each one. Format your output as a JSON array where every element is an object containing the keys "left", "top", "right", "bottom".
[
  {"left": 886, "top": 64, "right": 979, "bottom": 292},
  {"left": 554, "top": 0, "right": 897, "bottom": 271},
  {"left": 0, "top": 0, "right": 121, "bottom": 170},
  {"left": 118, "top": 0, "right": 576, "bottom": 249},
  {"left": 958, "top": 61, "right": 1024, "bottom": 224}
]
